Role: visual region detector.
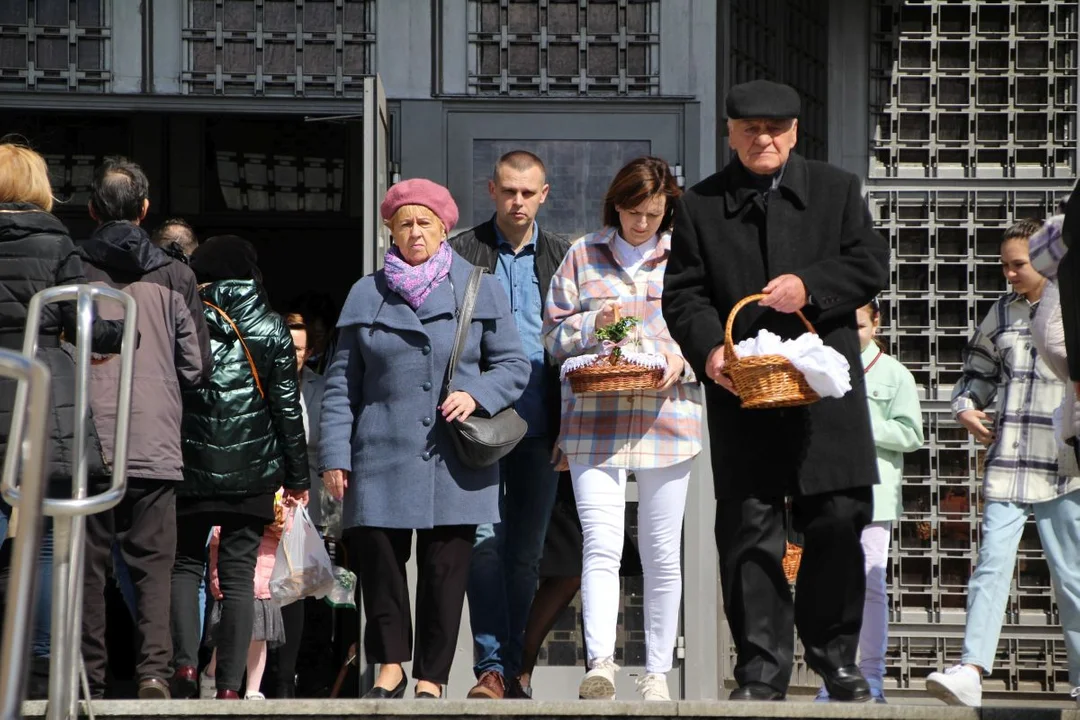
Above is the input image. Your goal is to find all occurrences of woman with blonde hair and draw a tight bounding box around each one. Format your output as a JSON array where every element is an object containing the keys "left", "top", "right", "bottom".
[
  {"left": 319, "top": 178, "right": 528, "bottom": 699},
  {"left": 0, "top": 140, "right": 124, "bottom": 697}
]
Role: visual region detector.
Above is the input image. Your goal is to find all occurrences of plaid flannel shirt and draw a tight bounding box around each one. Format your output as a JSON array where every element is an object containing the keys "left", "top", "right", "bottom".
[
  {"left": 543, "top": 227, "right": 703, "bottom": 469},
  {"left": 952, "top": 288, "right": 1068, "bottom": 503}
]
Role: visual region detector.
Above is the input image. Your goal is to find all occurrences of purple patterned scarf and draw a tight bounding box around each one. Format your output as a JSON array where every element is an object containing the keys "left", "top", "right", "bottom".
[{"left": 383, "top": 241, "right": 453, "bottom": 310}]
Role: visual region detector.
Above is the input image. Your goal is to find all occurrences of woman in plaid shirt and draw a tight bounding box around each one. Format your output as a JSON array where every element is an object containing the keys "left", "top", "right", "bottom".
[
  {"left": 927, "top": 219, "right": 1080, "bottom": 707},
  {"left": 543, "top": 157, "right": 702, "bottom": 702}
]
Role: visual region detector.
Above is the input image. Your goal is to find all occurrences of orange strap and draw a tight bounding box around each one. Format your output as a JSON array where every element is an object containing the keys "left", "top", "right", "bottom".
[{"left": 203, "top": 301, "right": 265, "bottom": 398}]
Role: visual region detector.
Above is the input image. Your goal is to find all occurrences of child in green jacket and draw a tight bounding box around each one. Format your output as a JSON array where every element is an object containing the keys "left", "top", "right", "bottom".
[{"left": 819, "top": 299, "right": 924, "bottom": 703}]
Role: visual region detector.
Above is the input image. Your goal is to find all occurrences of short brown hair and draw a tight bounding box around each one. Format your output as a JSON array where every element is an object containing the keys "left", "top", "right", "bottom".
[
  {"left": 0, "top": 141, "right": 55, "bottom": 212},
  {"left": 1003, "top": 218, "right": 1043, "bottom": 243},
  {"left": 493, "top": 150, "right": 546, "bottom": 183},
  {"left": 602, "top": 156, "right": 681, "bottom": 234},
  {"left": 283, "top": 312, "right": 307, "bottom": 331}
]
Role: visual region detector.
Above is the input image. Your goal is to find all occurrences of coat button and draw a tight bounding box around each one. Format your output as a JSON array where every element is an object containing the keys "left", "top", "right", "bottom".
[
  {"left": 422, "top": 381, "right": 432, "bottom": 391},
  {"left": 422, "top": 345, "right": 432, "bottom": 355},
  {"left": 422, "top": 451, "right": 432, "bottom": 461},
  {"left": 422, "top": 417, "right": 432, "bottom": 427},
  {"left": 872, "top": 391, "right": 879, "bottom": 397}
]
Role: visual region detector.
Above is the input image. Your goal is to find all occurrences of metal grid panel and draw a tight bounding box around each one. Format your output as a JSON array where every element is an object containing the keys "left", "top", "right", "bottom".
[
  {"left": 0, "top": 0, "right": 110, "bottom": 92},
  {"left": 871, "top": 0, "right": 1079, "bottom": 179},
  {"left": 864, "top": 0, "right": 1079, "bottom": 697},
  {"left": 728, "top": 0, "right": 828, "bottom": 160},
  {"left": 466, "top": 0, "right": 660, "bottom": 96},
  {"left": 181, "top": 0, "right": 374, "bottom": 97}
]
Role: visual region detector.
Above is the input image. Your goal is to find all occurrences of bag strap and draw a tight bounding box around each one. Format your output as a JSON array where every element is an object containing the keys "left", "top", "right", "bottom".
[
  {"left": 203, "top": 300, "right": 265, "bottom": 398},
  {"left": 447, "top": 266, "right": 484, "bottom": 389}
]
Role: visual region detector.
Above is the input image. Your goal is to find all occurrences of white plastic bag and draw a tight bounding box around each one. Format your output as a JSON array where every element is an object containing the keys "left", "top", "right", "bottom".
[{"left": 269, "top": 505, "right": 335, "bottom": 607}]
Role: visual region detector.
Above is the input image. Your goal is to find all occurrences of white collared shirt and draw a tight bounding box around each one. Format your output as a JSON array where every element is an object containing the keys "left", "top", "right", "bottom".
[{"left": 613, "top": 232, "right": 659, "bottom": 278}]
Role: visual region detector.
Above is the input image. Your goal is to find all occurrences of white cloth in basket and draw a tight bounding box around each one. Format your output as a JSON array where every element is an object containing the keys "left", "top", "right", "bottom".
[{"left": 733, "top": 330, "right": 851, "bottom": 399}]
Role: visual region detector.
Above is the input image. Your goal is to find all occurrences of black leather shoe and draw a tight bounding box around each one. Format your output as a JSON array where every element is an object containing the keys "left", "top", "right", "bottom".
[
  {"left": 820, "top": 665, "right": 871, "bottom": 702},
  {"left": 729, "top": 682, "right": 785, "bottom": 701},
  {"left": 363, "top": 675, "right": 407, "bottom": 699},
  {"left": 415, "top": 691, "right": 440, "bottom": 699}
]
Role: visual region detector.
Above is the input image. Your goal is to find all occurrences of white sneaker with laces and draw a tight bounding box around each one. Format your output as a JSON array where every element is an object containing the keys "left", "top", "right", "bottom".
[
  {"left": 636, "top": 673, "right": 670, "bottom": 701},
  {"left": 244, "top": 691, "right": 266, "bottom": 700},
  {"left": 579, "top": 658, "right": 619, "bottom": 700},
  {"left": 199, "top": 670, "right": 215, "bottom": 700},
  {"left": 925, "top": 664, "right": 982, "bottom": 707}
]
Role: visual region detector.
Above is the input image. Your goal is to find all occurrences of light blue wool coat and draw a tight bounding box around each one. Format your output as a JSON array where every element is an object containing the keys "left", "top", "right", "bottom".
[{"left": 318, "top": 251, "right": 529, "bottom": 530}]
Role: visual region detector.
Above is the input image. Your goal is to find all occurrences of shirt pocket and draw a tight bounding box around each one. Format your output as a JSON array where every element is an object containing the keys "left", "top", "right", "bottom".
[
  {"left": 579, "top": 277, "right": 624, "bottom": 312},
  {"left": 865, "top": 375, "right": 900, "bottom": 418}
]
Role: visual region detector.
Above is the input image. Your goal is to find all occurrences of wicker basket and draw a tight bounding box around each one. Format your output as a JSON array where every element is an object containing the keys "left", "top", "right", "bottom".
[
  {"left": 782, "top": 542, "right": 803, "bottom": 584},
  {"left": 722, "top": 293, "right": 822, "bottom": 410},
  {"left": 568, "top": 356, "right": 664, "bottom": 394}
]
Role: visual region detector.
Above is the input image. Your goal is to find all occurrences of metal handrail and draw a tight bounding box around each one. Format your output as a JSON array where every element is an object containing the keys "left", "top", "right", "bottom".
[
  {"left": 0, "top": 285, "right": 138, "bottom": 720},
  {"left": 0, "top": 351, "right": 51, "bottom": 720}
]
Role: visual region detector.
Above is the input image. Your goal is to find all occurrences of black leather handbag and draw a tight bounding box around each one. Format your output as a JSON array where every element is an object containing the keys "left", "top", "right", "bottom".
[{"left": 444, "top": 266, "right": 527, "bottom": 469}]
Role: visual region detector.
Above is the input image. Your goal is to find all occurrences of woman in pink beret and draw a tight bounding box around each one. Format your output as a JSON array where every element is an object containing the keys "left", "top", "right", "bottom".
[{"left": 318, "top": 178, "right": 528, "bottom": 699}]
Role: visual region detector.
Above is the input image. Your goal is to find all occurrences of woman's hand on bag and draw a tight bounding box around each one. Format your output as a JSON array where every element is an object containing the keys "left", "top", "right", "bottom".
[
  {"left": 282, "top": 488, "right": 309, "bottom": 507},
  {"left": 658, "top": 352, "right": 685, "bottom": 390},
  {"left": 322, "top": 469, "right": 349, "bottom": 501},
  {"left": 441, "top": 391, "right": 478, "bottom": 423}
]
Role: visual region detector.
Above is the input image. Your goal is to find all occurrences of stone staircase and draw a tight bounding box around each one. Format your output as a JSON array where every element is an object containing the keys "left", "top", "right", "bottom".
[{"left": 16, "top": 699, "right": 1080, "bottom": 720}]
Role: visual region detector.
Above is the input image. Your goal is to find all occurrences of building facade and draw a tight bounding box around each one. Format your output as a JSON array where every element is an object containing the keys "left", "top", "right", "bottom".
[{"left": 1, "top": 0, "right": 1074, "bottom": 702}]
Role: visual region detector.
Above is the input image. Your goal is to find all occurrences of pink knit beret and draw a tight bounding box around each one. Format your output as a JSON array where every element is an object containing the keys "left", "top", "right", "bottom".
[{"left": 380, "top": 178, "right": 459, "bottom": 233}]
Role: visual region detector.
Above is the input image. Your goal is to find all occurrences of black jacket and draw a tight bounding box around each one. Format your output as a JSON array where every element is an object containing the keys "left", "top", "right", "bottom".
[
  {"left": 0, "top": 204, "right": 124, "bottom": 488},
  {"left": 1058, "top": 188, "right": 1080, "bottom": 380},
  {"left": 180, "top": 280, "right": 309, "bottom": 500},
  {"left": 451, "top": 216, "right": 571, "bottom": 442},
  {"left": 662, "top": 154, "right": 889, "bottom": 499}
]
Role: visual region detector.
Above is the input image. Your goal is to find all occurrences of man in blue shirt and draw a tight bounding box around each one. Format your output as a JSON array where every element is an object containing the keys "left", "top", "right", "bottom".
[{"left": 451, "top": 150, "right": 571, "bottom": 699}]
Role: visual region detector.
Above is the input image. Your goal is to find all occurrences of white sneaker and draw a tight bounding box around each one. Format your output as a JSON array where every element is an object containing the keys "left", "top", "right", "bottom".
[
  {"left": 636, "top": 673, "right": 670, "bottom": 701},
  {"left": 244, "top": 691, "right": 265, "bottom": 700},
  {"left": 926, "top": 664, "right": 982, "bottom": 707},
  {"left": 199, "top": 670, "right": 216, "bottom": 700},
  {"left": 1071, "top": 686, "right": 1080, "bottom": 706},
  {"left": 579, "top": 658, "right": 618, "bottom": 700}
]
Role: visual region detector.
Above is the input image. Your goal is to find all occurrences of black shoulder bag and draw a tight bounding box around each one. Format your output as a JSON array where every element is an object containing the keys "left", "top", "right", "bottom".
[{"left": 444, "top": 266, "right": 528, "bottom": 469}]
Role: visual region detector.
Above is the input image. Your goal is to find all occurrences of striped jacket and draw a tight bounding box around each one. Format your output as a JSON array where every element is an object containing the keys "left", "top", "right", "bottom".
[
  {"left": 543, "top": 227, "right": 702, "bottom": 469},
  {"left": 951, "top": 288, "right": 1070, "bottom": 503}
]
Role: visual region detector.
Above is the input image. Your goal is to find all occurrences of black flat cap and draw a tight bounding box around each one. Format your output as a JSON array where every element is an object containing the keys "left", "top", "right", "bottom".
[{"left": 726, "top": 79, "right": 801, "bottom": 120}]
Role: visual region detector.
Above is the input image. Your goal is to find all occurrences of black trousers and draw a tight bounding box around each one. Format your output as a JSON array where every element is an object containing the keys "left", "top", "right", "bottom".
[
  {"left": 82, "top": 478, "right": 176, "bottom": 695},
  {"left": 171, "top": 514, "right": 264, "bottom": 692},
  {"left": 344, "top": 524, "right": 475, "bottom": 685},
  {"left": 715, "top": 487, "right": 872, "bottom": 694}
]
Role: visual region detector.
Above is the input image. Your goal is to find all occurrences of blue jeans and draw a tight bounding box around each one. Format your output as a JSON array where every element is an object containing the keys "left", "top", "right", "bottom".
[
  {"left": 0, "top": 505, "right": 53, "bottom": 657},
  {"left": 962, "top": 493, "right": 1080, "bottom": 685},
  {"left": 467, "top": 436, "right": 559, "bottom": 678}
]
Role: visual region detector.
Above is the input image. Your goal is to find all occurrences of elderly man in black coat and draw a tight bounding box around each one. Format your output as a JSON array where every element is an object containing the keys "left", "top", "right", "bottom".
[{"left": 662, "top": 80, "right": 889, "bottom": 702}]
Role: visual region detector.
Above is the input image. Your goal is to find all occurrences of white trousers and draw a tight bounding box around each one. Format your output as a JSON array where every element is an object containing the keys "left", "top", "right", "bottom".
[
  {"left": 858, "top": 521, "right": 892, "bottom": 690},
  {"left": 570, "top": 460, "right": 691, "bottom": 674}
]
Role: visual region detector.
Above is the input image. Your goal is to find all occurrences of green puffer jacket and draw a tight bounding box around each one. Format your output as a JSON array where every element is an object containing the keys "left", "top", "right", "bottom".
[{"left": 179, "top": 280, "right": 309, "bottom": 498}]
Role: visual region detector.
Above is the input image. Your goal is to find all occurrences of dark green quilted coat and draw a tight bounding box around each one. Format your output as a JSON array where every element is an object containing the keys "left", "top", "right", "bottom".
[{"left": 179, "top": 280, "right": 309, "bottom": 498}]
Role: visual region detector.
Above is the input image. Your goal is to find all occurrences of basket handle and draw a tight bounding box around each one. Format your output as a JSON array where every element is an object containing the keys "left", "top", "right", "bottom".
[{"left": 723, "top": 293, "right": 817, "bottom": 363}]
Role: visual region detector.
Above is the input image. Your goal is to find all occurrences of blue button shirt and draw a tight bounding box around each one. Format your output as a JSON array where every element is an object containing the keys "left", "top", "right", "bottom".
[{"left": 493, "top": 222, "right": 548, "bottom": 437}]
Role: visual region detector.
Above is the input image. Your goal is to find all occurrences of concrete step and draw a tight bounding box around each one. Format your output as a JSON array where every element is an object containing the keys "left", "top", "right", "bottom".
[{"left": 17, "top": 699, "right": 1080, "bottom": 720}]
